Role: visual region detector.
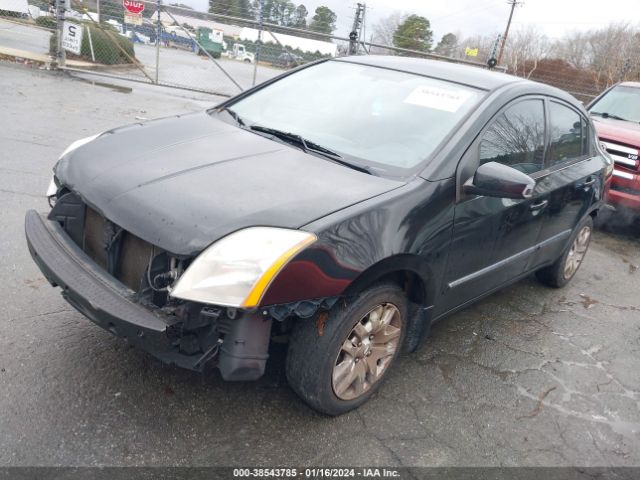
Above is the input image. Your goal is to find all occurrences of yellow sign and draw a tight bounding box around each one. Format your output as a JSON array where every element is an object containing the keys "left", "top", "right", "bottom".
[{"left": 465, "top": 47, "right": 478, "bottom": 57}]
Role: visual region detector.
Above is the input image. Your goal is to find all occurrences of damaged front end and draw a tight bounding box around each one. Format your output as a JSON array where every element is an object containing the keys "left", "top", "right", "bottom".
[{"left": 25, "top": 190, "right": 276, "bottom": 381}]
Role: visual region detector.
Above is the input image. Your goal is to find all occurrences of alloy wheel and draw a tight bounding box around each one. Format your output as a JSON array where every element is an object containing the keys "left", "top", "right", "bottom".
[
  {"left": 331, "top": 303, "right": 402, "bottom": 401},
  {"left": 563, "top": 225, "right": 591, "bottom": 280}
]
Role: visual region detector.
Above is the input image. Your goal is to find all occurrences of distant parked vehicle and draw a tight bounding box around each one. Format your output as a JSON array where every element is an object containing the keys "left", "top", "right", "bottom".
[
  {"left": 588, "top": 82, "right": 640, "bottom": 221},
  {"left": 272, "top": 51, "right": 303, "bottom": 69},
  {"left": 196, "top": 27, "right": 224, "bottom": 58},
  {"left": 159, "top": 27, "right": 195, "bottom": 51},
  {"left": 226, "top": 43, "right": 254, "bottom": 63}
]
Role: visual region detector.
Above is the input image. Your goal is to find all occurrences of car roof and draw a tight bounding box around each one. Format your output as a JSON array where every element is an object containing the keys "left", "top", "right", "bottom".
[
  {"left": 333, "top": 55, "right": 523, "bottom": 91},
  {"left": 619, "top": 81, "right": 640, "bottom": 89}
]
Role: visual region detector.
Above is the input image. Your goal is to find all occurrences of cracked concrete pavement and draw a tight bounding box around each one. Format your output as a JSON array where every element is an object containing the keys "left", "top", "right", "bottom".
[{"left": 0, "top": 63, "right": 639, "bottom": 467}]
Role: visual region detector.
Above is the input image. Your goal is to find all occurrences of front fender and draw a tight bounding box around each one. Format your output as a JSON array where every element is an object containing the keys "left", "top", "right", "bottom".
[{"left": 260, "top": 177, "right": 456, "bottom": 308}]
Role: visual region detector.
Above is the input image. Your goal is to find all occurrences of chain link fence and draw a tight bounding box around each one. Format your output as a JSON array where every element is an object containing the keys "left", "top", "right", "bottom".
[
  {"left": 0, "top": 0, "right": 626, "bottom": 102},
  {"left": 0, "top": 0, "right": 501, "bottom": 98}
]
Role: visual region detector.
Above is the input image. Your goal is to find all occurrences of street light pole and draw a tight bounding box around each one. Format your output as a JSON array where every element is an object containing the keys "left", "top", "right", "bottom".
[{"left": 496, "top": 0, "right": 520, "bottom": 67}]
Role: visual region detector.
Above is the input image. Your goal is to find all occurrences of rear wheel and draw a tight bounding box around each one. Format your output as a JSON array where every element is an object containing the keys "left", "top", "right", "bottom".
[
  {"left": 286, "top": 284, "right": 407, "bottom": 415},
  {"left": 536, "top": 216, "right": 593, "bottom": 288}
]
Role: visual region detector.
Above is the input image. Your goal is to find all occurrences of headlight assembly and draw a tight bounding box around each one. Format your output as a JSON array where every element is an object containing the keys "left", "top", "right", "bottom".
[
  {"left": 169, "top": 227, "right": 317, "bottom": 308},
  {"left": 46, "top": 175, "right": 58, "bottom": 197}
]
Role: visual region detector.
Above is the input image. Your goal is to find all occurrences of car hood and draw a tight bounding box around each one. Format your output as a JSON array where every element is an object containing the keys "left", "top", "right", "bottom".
[
  {"left": 592, "top": 117, "right": 640, "bottom": 147},
  {"left": 55, "top": 111, "right": 403, "bottom": 256}
]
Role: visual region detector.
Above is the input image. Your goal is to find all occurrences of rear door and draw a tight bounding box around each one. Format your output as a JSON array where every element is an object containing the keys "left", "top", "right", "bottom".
[
  {"left": 528, "top": 100, "right": 601, "bottom": 268},
  {"left": 438, "top": 97, "right": 550, "bottom": 314}
]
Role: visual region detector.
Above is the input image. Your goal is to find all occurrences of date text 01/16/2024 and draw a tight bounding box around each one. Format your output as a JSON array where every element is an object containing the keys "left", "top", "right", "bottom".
[{"left": 232, "top": 468, "right": 401, "bottom": 478}]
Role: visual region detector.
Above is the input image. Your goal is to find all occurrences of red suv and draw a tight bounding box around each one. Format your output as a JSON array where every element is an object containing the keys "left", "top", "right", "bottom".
[{"left": 588, "top": 82, "right": 640, "bottom": 217}]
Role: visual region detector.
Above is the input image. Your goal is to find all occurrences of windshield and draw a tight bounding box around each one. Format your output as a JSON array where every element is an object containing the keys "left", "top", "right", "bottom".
[
  {"left": 590, "top": 85, "right": 640, "bottom": 123},
  {"left": 225, "top": 60, "right": 484, "bottom": 174}
]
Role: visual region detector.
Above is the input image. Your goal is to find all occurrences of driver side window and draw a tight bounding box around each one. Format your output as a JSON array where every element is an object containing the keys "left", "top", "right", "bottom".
[{"left": 479, "top": 99, "right": 546, "bottom": 175}]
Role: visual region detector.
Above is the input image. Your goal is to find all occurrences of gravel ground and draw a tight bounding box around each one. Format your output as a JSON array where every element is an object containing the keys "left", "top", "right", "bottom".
[{"left": 0, "top": 63, "right": 639, "bottom": 468}]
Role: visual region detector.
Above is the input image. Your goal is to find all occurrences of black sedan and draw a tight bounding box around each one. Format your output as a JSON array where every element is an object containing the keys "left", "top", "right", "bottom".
[{"left": 25, "top": 56, "right": 612, "bottom": 415}]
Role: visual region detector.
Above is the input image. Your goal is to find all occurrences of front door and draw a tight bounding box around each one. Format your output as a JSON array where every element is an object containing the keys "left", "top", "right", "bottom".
[{"left": 438, "top": 98, "right": 549, "bottom": 315}]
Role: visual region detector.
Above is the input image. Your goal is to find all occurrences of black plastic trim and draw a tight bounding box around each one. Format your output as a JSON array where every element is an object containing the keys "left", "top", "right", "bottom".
[{"left": 24, "top": 210, "right": 216, "bottom": 371}]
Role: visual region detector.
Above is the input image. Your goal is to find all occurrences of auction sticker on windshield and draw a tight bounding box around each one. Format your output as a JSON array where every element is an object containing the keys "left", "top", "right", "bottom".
[{"left": 404, "top": 85, "right": 474, "bottom": 112}]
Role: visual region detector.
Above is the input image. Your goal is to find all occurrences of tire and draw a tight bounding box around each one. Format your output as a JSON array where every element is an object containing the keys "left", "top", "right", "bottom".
[
  {"left": 536, "top": 215, "right": 593, "bottom": 288},
  {"left": 286, "top": 283, "right": 407, "bottom": 416}
]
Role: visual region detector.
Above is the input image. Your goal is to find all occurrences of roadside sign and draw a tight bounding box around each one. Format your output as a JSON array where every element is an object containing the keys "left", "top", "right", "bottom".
[
  {"left": 465, "top": 47, "right": 479, "bottom": 57},
  {"left": 62, "top": 21, "right": 83, "bottom": 55},
  {"left": 123, "top": 0, "right": 145, "bottom": 14},
  {"left": 124, "top": 12, "right": 143, "bottom": 25}
]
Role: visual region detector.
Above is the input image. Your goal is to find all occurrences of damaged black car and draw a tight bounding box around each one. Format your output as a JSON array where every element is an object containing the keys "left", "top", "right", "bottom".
[{"left": 25, "top": 56, "right": 611, "bottom": 415}]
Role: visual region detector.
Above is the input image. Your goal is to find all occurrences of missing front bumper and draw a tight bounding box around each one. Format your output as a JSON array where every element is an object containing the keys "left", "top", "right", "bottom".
[{"left": 24, "top": 210, "right": 272, "bottom": 379}]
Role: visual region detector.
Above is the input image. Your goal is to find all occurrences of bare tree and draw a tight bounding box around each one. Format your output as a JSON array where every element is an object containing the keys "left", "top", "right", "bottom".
[
  {"left": 586, "top": 23, "right": 640, "bottom": 88},
  {"left": 550, "top": 31, "right": 590, "bottom": 70},
  {"left": 503, "top": 25, "right": 550, "bottom": 78},
  {"left": 371, "top": 11, "right": 405, "bottom": 51}
]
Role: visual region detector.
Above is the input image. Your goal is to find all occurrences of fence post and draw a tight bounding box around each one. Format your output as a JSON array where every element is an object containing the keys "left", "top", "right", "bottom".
[
  {"left": 54, "top": 0, "right": 66, "bottom": 68},
  {"left": 251, "top": 0, "right": 264, "bottom": 87},
  {"left": 155, "top": 0, "right": 161, "bottom": 84}
]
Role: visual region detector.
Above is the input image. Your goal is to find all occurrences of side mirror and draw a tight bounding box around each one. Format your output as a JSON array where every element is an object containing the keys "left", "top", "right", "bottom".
[{"left": 464, "top": 161, "right": 536, "bottom": 200}]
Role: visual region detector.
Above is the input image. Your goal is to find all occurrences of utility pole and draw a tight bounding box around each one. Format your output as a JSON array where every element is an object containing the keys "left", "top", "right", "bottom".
[
  {"left": 496, "top": 0, "right": 520, "bottom": 67},
  {"left": 349, "top": 3, "right": 365, "bottom": 55},
  {"left": 155, "top": 0, "right": 161, "bottom": 84}
]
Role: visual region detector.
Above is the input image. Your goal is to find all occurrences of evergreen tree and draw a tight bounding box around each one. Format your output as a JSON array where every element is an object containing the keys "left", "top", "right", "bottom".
[
  {"left": 393, "top": 14, "right": 433, "bottom": 52},
  {"left": 434, "top": 33, "right": 458, "bottom": 57},
  {"left": 209, "top": 0, "right": 253, "bottom": 19},
  {"left": 309, "top": 5, "right": 336, "bottom": 35},
  {"left": 292, "top": 4, "right": 308, "bottom": 28}
]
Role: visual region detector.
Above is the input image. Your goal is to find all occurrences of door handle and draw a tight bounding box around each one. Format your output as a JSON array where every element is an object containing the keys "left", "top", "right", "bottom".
[
  {"left": 529, "top": 199, "right": 549, "bottom": 211},
  {"left": 582, "top": 177, "right": 596, "bottom": 187}
]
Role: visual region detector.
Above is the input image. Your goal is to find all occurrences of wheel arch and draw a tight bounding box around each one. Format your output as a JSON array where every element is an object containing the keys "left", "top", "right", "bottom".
[
  {"left": 342, "top": 254, "right": 433, "bottom": 308},
  {"left": 341, "top": 254, "right": 435, "bottom": 353}
]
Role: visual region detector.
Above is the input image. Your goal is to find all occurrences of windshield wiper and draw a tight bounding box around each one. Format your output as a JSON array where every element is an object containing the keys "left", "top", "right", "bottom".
[
  {"left": 249, "top": 125, "right": 374, "bottom": 175},
  {"left": 251, "top": 125, "right": 310, "bottom": 151},
  {"left": 224, "top": 108, "right": 246, "bottom": 127},
  {"left": 591, "top": 111, "right": 629, "bottom": 122}
]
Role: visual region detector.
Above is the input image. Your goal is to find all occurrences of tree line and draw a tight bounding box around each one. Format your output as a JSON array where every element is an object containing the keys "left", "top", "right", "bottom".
[
  {"left": 453, "top": 23, "right": 640, "bottom": 97},
  {"left": 372, "top": 12, "right": 640, "bottom": 98},
  {"left": 207, "top": 0, "right": 337, "bottom": 35}
]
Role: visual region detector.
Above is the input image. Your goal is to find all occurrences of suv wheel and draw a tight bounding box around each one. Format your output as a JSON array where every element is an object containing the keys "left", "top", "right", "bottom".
[
  {"left": 286, "top": 284, "right": 407, "bottom": 415},
  {"left": 536, "top": 216, "right": 593, "bottom": 288}
]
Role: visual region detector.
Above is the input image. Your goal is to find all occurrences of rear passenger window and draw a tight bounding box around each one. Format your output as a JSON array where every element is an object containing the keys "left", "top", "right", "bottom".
[
  {"left": 548, "top": 102, "right": 587, "bottom": 167},
  {"left": 480, "top": 99, "right": 545, "bottom": 175}
]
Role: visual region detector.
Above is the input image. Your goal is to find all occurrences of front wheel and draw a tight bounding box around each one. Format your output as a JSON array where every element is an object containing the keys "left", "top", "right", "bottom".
[
  {"left": 286, "top": 284, "right": 407, "bottom": 415},
  {"left": 536, "top": 216, "right": 593, "bottom": 288}
]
